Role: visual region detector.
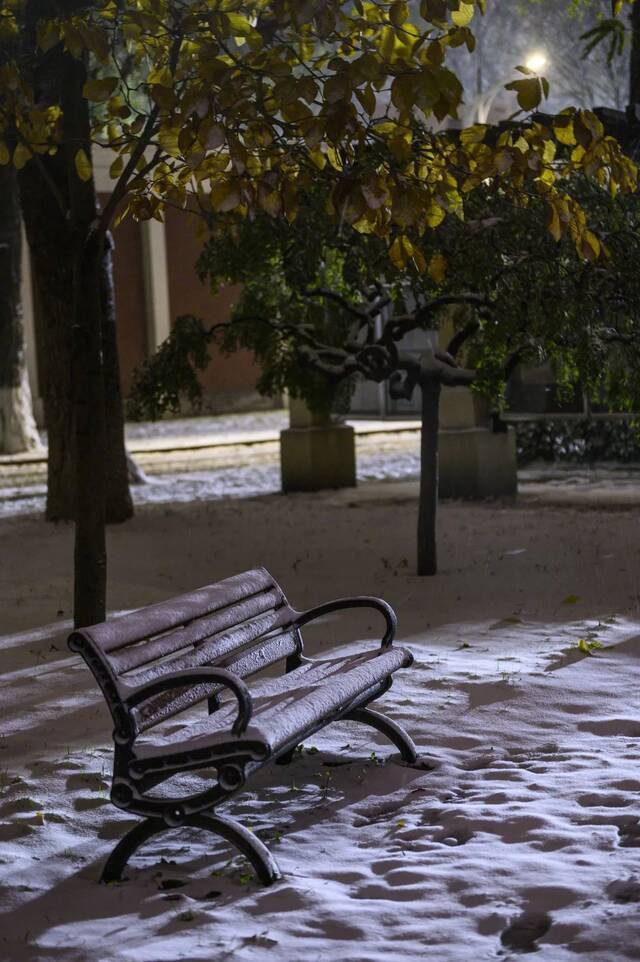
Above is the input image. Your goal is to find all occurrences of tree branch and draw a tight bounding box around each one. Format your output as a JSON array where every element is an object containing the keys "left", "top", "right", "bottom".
[
  {"left": 447, "top": 317, "right": 481, "bottom": 357},
  {"left": 300, "top": 286, "right": 369, "bottom": 321}
]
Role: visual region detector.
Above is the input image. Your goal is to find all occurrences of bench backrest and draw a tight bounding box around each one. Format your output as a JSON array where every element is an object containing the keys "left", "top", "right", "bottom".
[{"left": 68, "top": 568, "right": 299, "bottom": 740}]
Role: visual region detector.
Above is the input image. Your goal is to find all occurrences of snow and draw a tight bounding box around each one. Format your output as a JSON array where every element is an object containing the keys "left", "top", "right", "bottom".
[
  {"left": 0, "top": 443, "right": 423, "bottom": 520},
  {"left": 1, "top": 491, "right": 640, "bottom": 960}
]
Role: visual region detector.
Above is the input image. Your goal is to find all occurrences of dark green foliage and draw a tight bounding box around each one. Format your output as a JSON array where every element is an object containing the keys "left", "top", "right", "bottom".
[
  {"left": 517, "top": 418, "right": 640, "bottom": 464},
  {"left": 129, "top": 171, "right": 640, "bottom": 425},
  {"left": 428, "top": 178, "right": 640, "bottom": 413},
  {"left": 195, "top": 180, "right": 397, "bottom": 416},
  {"left": 127, "top": 315, "right": 211, "bottom": 421}
]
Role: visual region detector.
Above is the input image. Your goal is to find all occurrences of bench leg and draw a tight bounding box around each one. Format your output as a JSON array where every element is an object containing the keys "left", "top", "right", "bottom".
[
  {"left": 343, "top": 706, "right": 418, "bottom": 764},
  {"left": 100, "top": 812, "right": 282, "bottom": 887},
  {"left": 275, "top": 746, "right": 297, "bottom": 766}
]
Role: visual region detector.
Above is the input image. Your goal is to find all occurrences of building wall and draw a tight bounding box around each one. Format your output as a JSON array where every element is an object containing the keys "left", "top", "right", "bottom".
[
  {"left": 22, "top": 150, "right": 279, "bottom": 423},
  {"left": 164, "top": 208, "right": 267, "bottom": 409}
]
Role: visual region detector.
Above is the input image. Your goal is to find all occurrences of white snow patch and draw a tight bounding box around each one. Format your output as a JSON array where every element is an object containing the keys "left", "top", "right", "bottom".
[{"left": 1, "top": 616, "right": 639, "bottom": 960}]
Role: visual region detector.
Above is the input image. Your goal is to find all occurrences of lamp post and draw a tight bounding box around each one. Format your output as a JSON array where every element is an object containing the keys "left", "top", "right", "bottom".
[{"left": 462, "top": 51, "right": 549, "bottom": 126}]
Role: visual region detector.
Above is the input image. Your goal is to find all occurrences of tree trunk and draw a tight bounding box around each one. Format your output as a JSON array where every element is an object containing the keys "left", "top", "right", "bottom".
[
  {"left": 73, "top": 236, "right": 107, "bottom": 627},
  {"left": 0, "top": 164, "right": 41, "bottom": 454},
  {"left": 18, "top": 3, "right": 113, "bottom": 625},
  {"left": 19, "top": 164, "right": 77, "bottom": 519},
  {"left": 18, "top": 3, "right": 132, "bottom": 529},
  {"left": 21, "top": 191, "right": 133, "bottom": 524},
  {"left": 102, "top": 232, "right": 133, "bottom": 522},
  {"left": 417, "top": 379, "right": 441, "bottom": 577},
  {"left": 630, "top": 0, "right": 640, "bottom": 110}
]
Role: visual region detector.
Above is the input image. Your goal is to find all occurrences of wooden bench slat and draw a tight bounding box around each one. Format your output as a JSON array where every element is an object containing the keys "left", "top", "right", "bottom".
[
  {"left": 218, "top": 628, "right": 300, "bottom": 681},
  {"left": 133, "top": 646, "right": 412, "bottom": 762},
  {"left": 110, "top": 588, "right": 287, "bottom": 675},
  {"left": 129, "top": 624, "right": 300, "bottom": 734},
  {"left": 88, "top": 568, "right": 276, "bottom": 653}
]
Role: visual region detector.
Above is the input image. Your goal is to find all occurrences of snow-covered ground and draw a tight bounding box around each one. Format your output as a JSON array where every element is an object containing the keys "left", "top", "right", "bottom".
[
  {"left": 1, "top": 490, "right": 640, "bottom": 961},
  {"left": 0, "top": 440, "right": 423, "bottom": 519}
]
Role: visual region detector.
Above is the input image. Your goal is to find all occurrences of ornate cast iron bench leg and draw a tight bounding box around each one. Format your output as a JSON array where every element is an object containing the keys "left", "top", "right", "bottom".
[
  {"left": 343, "top": 707, "right": 418, "bottom": 764},
  {"left": 101, "top": 812, "right": 282, "bottom": 886}
]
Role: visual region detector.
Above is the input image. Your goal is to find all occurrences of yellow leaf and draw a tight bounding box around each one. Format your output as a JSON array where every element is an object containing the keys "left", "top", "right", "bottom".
[
  {"left": 389, "top": 1, "right": 409, "bottom": 26},
  {"left": 309, "top": 147, "right": 326, "bottom": 169},
  {"left": 109, "top": 155, "right": 124, "bottom": 179},
  {"left": 210, "top": 180, "right": 240, "bottom": 212},
  {"left": 428, "top": 252, "right": 448, "bottom": 283},
  {"left": 0, "top": 142, "right": 9, "bottom": 165},
  {"left": 451, "top": 2, "right": 475, "bottom": 27},
  {"left": 391, "top": 75, "right": 417, "bottom": 114},
  {"left": 413, "top": 248, "right": 427, "bottom": 272},
  {"left": 355, "top": 84, "right": 376, "bottom": 116},
  {"left": 542, "top": 140, "right": 556, "bottom": 164},
  {"left": 505, "top": 77, "right": 543, "bottom": 112},
  {"left": 546, "top": 204, "right": 562, "bottom": 242},
  {"left": 74, "top": 148, "right": 92, "bottom": 182},
  {"left": 225, "top": 12, "right": 253, "bottom": 36},
  {"left": 147, "top": 65, "right": 172, "bottom": 87},
  {"left": 150, "top": 85, "right": 177, "bottom": 110},
  {"left": 13, "top": 143, "right": 32, "bottom": 170},
  {"left": 460, "top": 124, "right": 487, "bottom": 145},
  {"left": 425, "top": 203, "right": 446, "bottom": 228},
  {"left": 580, "top": 229, "right": 601, "bottom": 263},
  {"left": 258, "top": 188, "right": 282, "bottom": 217},
  {"left": 389, "top": 234, "right": 414, "bottom": 269},
  {"left": 554, "top": 117, "right": 576, "bottom": 146},
  {"left": 82, "top": 76, "right": 118, "bottom": 102},
  {"left": 158, "top": 125, "right": 180, "bottom": 156}
]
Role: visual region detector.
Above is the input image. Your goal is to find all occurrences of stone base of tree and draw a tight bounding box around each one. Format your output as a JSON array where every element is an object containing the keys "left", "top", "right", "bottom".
[
  {"left": 439, "top": 426, "right": 517, "bottom": 500},
  {"left": 280, "top": 424, "right": 356, "bottom": 492},
  {"left": 0, "top": 373, "right": 42, "bottom": 455}
]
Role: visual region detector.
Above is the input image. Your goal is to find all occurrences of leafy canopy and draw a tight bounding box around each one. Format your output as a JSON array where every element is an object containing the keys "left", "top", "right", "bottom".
[
  {"left": 0, "top": 0, "right": 636, "bottom": 260},
  {"left": 128, "top": 162, "right": 640, "bottom": 422}
]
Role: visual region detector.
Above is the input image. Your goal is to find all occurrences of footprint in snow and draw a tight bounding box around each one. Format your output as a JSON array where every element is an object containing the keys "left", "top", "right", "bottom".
[
  {"left": 607, "top": 879, "right": 640, "bottom": 903},
  {"left": 500, "top": 911, "right": 552, "bottom": 952},
  {"left": 618, "top": 820, "right": 640, "bottom": 847},
  {"left": 434, "top": 825, "right": 474, "bottom": 846}
]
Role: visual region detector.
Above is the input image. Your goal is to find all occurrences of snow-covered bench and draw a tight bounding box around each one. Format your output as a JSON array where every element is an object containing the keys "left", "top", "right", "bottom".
[{"left": 68, "top": 567, "right": 417, "bottom": 885}]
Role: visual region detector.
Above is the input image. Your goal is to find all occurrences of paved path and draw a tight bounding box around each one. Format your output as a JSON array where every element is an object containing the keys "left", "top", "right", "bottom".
[
  {"left": 2, "top": 412, "right": 640, "bottom": 518},
  {"left": 0, "top": 414, "right": 423, "bottom": 518}
]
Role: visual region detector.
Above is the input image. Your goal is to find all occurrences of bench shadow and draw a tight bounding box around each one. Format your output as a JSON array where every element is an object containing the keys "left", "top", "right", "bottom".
[{"left": 0, "top": 728, "right": 428, "bottom": 956}]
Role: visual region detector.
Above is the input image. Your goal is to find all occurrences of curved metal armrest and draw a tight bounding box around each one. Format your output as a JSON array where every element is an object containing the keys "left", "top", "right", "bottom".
[
  {"left": 293, "top": 596, "right": 397, "bottom": 649},
  {"left": 123, "top": 667, "right": 253, "bottom": 736}
]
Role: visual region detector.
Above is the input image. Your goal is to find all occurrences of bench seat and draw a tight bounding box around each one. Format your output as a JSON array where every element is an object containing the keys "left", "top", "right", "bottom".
[{"left": 134, "top": 644, "right": 412, "bottom": 763}]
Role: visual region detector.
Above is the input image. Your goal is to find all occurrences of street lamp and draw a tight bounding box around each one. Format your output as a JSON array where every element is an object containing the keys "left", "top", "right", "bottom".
[
  {"left": 525, "top": 51, "right": 548, "bottom": 74},
  {"left": 463, "top": 50, "right": 550, "bottom": 126}
]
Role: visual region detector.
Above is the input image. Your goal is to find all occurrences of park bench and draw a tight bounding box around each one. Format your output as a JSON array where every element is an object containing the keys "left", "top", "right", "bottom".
[{"left": 68, "top": 567, "right": 417, "bottom": 885}]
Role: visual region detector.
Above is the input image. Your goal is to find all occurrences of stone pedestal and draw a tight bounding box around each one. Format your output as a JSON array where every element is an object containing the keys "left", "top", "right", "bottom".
[
  {"left": 437, "top": 386, "right": 517, "bottom": 500},
  {"left": 439, "top": 386, "right": 491, "bottom": 430},
  {"left": 280, "top": 399, "right": 356, "bottom": 492},
  {"left": 439, "top": 426, "right": 517, "bottom": 499}
]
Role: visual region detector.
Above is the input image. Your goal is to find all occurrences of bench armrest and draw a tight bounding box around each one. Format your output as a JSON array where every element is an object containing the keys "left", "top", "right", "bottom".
[
  {"left": 123, "top": 668, "right": 253, "bottom": 736},
  {"left": 293, "top": 597, "right": 397, "bottom": 649}
]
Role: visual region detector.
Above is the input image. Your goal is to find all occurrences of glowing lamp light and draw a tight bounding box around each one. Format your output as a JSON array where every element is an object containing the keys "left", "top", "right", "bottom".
[{"left": 525, "top": 51, "right": 548, "bottom": 73}]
